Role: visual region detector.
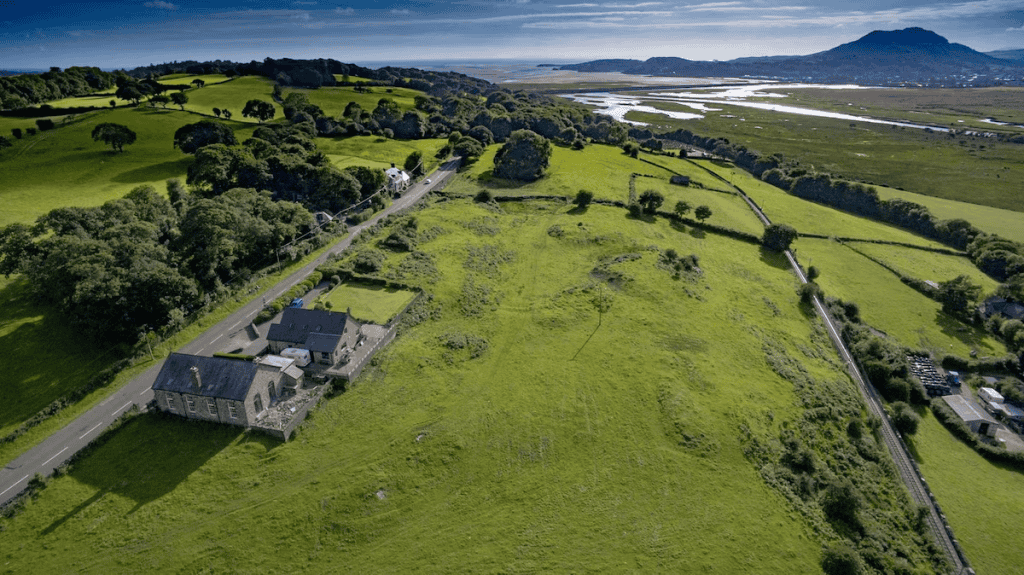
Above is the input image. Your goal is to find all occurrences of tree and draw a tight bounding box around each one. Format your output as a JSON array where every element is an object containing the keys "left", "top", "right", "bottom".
[
  {"left": 35, "top": 119, "right": 54, "bottom": 131},
  {"left": 762, "top": 223, "right": 798, "bottom": 251},
  {"left": 574, "top": 189, "right": 594, "bottom": 208},
  {"left": 170, "top": 91, "right": 189, "bottom": 111},
  {"left": 243, "top": 99, "right": 276, "bottom": 123},
  {"left": 694, "top": 205, "right": 712, "bottom": 223},
  {"left": 191, "top": 79, "right": 205, "bottom": 88},
  {"left": 822, "top": 477, "right": 862, "bottom": 525},
  {"left": 403, "top": 150, "right": 424, "bottom": 176},
  {"left": 115, "top": 85, "right": 143, "bottom": 106},
  {"left": 821, "top": 542, "right": 863, "bottom": 575},
  {"left": 11, "top": 128, "right": 22, "bottom": 139},
  {"left": 453, "top": 136, "right": 484, "bottom": 160},
  {"left": 109, "top": 99, "right": 116, "bottom": 108},
  {"left": 91, "top": 122, "right": 137, "bottom": 153},
  {"left": 937, "top": 275, "right": 982, "bottom": 316},
  {"left": 173, "top": 120, "right": 238, "bottom": 154},
  {"left": 622, "top": 141, "right": 640, "bottom": 158},
  {"left": 212, "top": 107, "right": 221, "bottom": 118},
  {"left": 890, "top": 402, "right": 920, "bottom": 435},
  {"left": 678, "top": 148, "right": 688, "bottom": 158},
  {"left": 222, "top": 109, "right": 232, "bottom": 120},
  {"left": 807, "top": 265, "right": 820, "bottom": 281},
  {"left": 674, "top": 200, "right": 691, "bottom": 217},
  {"left": 492, "top": 129, "right": 551, "bottom": 181},
  {"left": 638, "top": 189, "right": 664, "bottom": 214}
]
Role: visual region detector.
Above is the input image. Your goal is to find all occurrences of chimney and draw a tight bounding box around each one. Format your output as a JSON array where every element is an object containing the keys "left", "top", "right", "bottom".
[
  {"left": 347, "top": 306, "right": 352, "bottom": 316},
  {"left": 189, "top": 366, "right": 202, "bottom": 392}
]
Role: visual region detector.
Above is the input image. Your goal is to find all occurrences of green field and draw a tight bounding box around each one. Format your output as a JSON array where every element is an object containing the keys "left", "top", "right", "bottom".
[
  {"left": 175, "top": 76, "right": 283, "bottom": 121},
  {"left": 799, "top": 238, "right": 1004, "bottom": 357},
  {"left": 0, "top": 197, "right": 896, "bottom": 573},
  {"left": 622, "top": 93, "right": 1024, "bottom": 213},
  {"left": 285, "top": 84, "right": 422, "bottom": 118},
  {"left": 909, "top": 411, "right": 1024, "bottom": 575},
  {"left": 316, "top": 135, "right": 447, "bottom": 172},
  {"left": 871, "top": 185, "right": 1024, "bottom": 242},
  {"left": 0, "top": 107, "right": 259, "bottom": 227},
  {"left": 156, "top": 73, "right": 231, "bottom": 85},
  {"left": 852, "top": 243, "right": 1002, "bottom": 295},
  {"left": 313, "top": 282, "right": 417, "bottom": 324}
]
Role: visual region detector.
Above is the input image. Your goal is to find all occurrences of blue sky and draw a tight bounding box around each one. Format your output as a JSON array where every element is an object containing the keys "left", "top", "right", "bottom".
[{"left": 3, "top": 0, "right": 1024, "bottom": 69}]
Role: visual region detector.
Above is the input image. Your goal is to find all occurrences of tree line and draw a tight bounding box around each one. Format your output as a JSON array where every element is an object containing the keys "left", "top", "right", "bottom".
[{"left": 0, "top": 66, "right": 115, "bottom": 110}]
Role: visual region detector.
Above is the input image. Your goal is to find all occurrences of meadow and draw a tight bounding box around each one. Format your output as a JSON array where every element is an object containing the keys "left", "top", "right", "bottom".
[
  {"left": 0, "top": 107, "right": 259, "bottom": 227},
  {"left": 871, "top": 185, "right": 1024, "bottom": 243},
  {"left": 0, "top": 198, "right": 874, "bottom": 573},
  {"left": 908, "top": 411, "right": 1024, "bottom": 575},
  {"left": 622, "top": 93, "right": 1024, "bottom": 213},
  {"left": 173, "top": 76, "right": 283, "bottom": 120},
  {"left": 285, "top": 84, "right": 422, "bottom": 118},
  {"left": 313, "top": 282, "right": 417, "bottom": 324},
  {"left": 316, "top": 135, "right": 448, "bottom": 172}
]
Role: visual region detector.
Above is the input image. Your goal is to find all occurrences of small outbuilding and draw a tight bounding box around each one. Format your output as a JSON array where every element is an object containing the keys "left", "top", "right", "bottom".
[
  {"left": 980, "top": 387, "right": 1005, "bottom": 404},
  {"left": 670, "top": 175, "right": 691, "bottom": 186},
  {"left": 942, "top": 395, "right": 999, "bottom": 437}
]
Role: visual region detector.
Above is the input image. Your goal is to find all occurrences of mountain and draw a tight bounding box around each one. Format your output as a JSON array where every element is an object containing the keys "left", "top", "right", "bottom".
[
  {"left": 561, "top": 28, "right": 1024, "bottom": 86},
  {"left": 987, "top": 49, "right": 1024, "bottom": 63}
]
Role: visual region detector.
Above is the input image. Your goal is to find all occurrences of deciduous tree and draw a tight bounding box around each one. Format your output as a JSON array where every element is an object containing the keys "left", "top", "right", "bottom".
[
  {"left": 694, "top": 205, "right": 712, "bottom": 222},
  {"left": 242, "top": 99, "right": 276, "bottom": 123},
  {"left": 170, "top": 91, "right": 189, "bottom": 110},
  {"left": 492, "top": 129, "right": 551, "bottom": 182},
  {"left": 173, "top": 120, "right": 238, "bottom": 154},
  {"left": 91, "top": 122, "right": 137, "bottom": 153}
]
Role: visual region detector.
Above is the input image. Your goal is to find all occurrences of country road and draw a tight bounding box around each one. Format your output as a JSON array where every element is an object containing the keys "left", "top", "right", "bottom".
[{"left": 0, "top": 158, "right": 460, "bottom": 507}]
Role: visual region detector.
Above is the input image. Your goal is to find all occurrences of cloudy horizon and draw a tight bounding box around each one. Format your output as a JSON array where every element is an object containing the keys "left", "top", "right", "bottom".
[{"left": 3, "top": 0, "right": 1023, "bottom": 70}]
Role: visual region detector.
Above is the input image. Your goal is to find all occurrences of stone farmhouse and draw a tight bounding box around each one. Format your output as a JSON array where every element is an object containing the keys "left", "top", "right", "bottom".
[
  {"left": 267, "top": 307, "right": 362, "bottom": 368},
  {"left": 153, "top": 352, "right": 303, "bottom": 428},
  {"left": 385, "top": 164, "right": 411, "bottom": 194}
]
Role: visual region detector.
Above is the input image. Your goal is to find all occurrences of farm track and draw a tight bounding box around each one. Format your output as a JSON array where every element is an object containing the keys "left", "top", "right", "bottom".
[{"left": 691, "top": 158, "right": 969, "bottom": 573}]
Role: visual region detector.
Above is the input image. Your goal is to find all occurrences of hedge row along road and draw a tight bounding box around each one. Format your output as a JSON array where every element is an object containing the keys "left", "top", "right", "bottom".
[{"left": 0, "top": 158, "right": 462, "bottom": 507}]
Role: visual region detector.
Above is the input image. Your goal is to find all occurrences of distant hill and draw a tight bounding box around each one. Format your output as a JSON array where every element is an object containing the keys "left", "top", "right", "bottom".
[
  {"left": 562, "top": 28, "right": 1024, "bottom": 86},
  {"left": 987, "top": 49, "right": 1024, "bottom": 63}
]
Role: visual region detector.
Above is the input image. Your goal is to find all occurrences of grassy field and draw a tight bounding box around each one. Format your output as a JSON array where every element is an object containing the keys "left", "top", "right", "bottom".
[
  {"left": 852, "top": 243, "right": 1002, "bottom": 295},
  {"left": 156, "top": 73, "right": 231, "bottom": 85},
  {"left": 798, "top": 237, "right": 1004, "bottom": 357},
  {"left": 694, "top": 160, "right": 953, "bottom": 248},
  {"left": 871, "top": 185, "right": 1024, "bottom": 242},
  {"left": 0, "top": 107, "right": 259, "bottom": 227},
  {"left": 0, "top": 199, "right": 852, "bottom": 573},
  {"left": 285, "top": 84, "right": 423, "bottom": 118},
  {"left": 621, "top": 93, "right": 1024, "bottom": 213},
  {"left": 175, "top": 76, "right": 282, "bottom": 121},
  {"left": 908, "top": 411, "right": 1024, "bottom": 575},
  {"left": 316, "top": 135, "right": 447, "bottom": 172},
  {"left": 313, "top": 282, "right": 417, "bottom": 324}
]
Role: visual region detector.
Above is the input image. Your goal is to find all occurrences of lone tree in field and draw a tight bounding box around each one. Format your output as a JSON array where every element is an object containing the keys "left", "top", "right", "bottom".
[
  {"left": 115, "top": 86, "right": 143, "bottom": 106},
  {"left": 937, "top": 274, "right": 982, "bottom": 317},
  {"left": 150, "top": 94, "right": 171, "bottom": 108},
  {"left": 212, "top": 107, "right": 221, "bottom": 118},
  {"left": 91, "top": 123, "right": 137, "bottom": 153},
  {"left": 191, "top": 79, "right": 206, "bottom": 88},
  {"left": 173, "top": 120, "right": 238, "bottom": 154},
  {"left": 638, "top": 189, "right": 664, "bottom": 214},
  {"left": 762, "top": 223, "right": 798, "bottom": 251},
  {"left": 222, "top": 109, "right": 232, "bottom": 120},
  {"left": 574, "top": 189, "right": 594, "bottom": 208},
  {"left": 170, "top": 92, "right": 189, "bottom": 111},
  {"left": 694, "top": 205, "right": 712, "bottom": 223},
  {"left": 493, "top": 129, "right": 551, "bottom": 182},
  {"left": 674, "top": 200, "right": 691, "bottom": 218},
  {"left": 242, "top": 99, "right": 276, "bottom": 123}
]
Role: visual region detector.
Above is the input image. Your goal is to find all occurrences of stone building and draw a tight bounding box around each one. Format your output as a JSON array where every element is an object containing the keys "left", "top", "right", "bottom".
[{"left": 266, "top": 308, "right": 362, "bottom": 368}]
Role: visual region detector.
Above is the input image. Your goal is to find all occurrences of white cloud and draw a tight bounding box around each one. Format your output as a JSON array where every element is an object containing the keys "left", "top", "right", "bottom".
[
  {"left": 144, "top": 1, "right": 177, "bottom": 9},
  {"left": 1007, "top": 25, "right": 1024, "bottom": 31},
  {"left": 391, "top": 8, "right": 411, "bottom": 15},
  {"left": 334, "top": 7, "right": 355, "bottom": 14},
  {"left": 292, "top": 11, "right": 311, "bottom": 21}
]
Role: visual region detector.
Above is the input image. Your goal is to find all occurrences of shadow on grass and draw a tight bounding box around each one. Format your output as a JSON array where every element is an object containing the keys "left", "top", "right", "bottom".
[
  {"left": 0, "top": 277, "right": 121, "bottom": 431},
  {"left": 41, "top": 413, "right": 243, "bottom": 535},
  {"left": 566, "top": 205, "right": 588, "bottom": 216},
  {"left": 903, "top": 434, "right": 925, "bottom": 464},
  {"left": 110, "top": 157, "right": 192, "bottom": 184},
  {"left": 934, "top": 310, "right": 1000, "bottom": 353},
  {"left": 759, "top": 246, "right": 791, "bottom": 271}
]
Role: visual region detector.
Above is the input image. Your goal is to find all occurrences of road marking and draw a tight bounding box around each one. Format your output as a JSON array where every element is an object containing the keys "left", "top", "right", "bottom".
[
  {"left": 43, "top": 447, "right": 68, "bottom": 466},
  {"left": 230, "top": 320, "right": 241, "bottom": 329},
  {"left": 139, "top": 388, "right": 149, "bottom": 396},
  {"left": 0, "top": 475, "right": 29, "bottom": 498},
  {"left": 211, "top": 334, "right": 223, "bottom": 343},
  {"left": 80, "top": 422, "right": 103, "bottom": 439},
  {"left": 112, "top": 401, "right": 131, "bottom": 417}
]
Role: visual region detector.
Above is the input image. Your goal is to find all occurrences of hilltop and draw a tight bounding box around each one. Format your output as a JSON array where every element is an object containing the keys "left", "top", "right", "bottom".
[{"left": 562, "top": 28, "right": 1024, "bottom": 86}]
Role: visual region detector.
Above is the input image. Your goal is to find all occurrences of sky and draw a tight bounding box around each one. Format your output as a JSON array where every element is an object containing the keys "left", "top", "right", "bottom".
[{"left": 3, "top": 0, "right": 1024, "bottom": 70}]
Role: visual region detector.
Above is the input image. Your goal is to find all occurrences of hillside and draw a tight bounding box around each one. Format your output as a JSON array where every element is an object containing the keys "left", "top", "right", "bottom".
[{"left": 562, "top": 28, "right": 1024, "bottom": 86}]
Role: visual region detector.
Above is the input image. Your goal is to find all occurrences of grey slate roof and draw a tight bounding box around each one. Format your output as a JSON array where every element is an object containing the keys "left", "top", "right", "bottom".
[
  {"left": 153, "top": 353, "right": 258, "bottom": 401},
  {"left": 306, "top": 332, "right": 343, "bottom": 353},
  {"left": 267, "top": 308, "right": 352, "bottom": 346},
  {"left": 942, "top": 394, "right": 997, "bottom": 424}
]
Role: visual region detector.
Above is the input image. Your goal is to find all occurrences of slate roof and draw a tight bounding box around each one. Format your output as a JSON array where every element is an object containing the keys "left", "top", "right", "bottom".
[
  {"left": 942, "top": 394, "right": 997, "bottom": 424},
  {"left": 266, "top": 308, "right": 352, "bottom": 346},
  {"left": 306, "top": 332, "right": 343, "bottom": 353},
  {"left": 153, "top": 353, "right": 258, "bottom": 401}
]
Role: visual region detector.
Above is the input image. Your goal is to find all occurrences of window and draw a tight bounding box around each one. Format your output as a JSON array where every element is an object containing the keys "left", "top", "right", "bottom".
[
  {"left": 228, "top": 403, "right": 238, "bottom": 420},
  {"left": 254, "top": 394, "right": 264, "bottom": 414},
  {"left": 185, "top": 396, "right": 197, "bottom": 413},
  {"left": 166, "top": 395, "right": 176, "bottom": 412},
  {"left": 206, "top": 398, "right": 218, "bottom": 414}
]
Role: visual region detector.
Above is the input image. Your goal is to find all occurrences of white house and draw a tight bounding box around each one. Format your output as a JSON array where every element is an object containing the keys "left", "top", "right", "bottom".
[{"left": 384, "top": 164, "right": 411, "bottom": 193}]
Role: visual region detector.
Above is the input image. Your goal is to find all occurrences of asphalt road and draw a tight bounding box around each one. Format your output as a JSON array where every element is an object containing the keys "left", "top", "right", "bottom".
[{"left": 0, "top": 158, "right": 460, "bottom": 507}]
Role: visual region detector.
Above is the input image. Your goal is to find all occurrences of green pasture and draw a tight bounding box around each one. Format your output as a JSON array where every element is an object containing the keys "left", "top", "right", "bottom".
[
  {"left": 316, "top": 135, "right": 447, "bottom": 172},
  {"left": 851, "top": 243, "right": 1001, "bottom": 295},
  {"left": 633, "top": 176, "right": 766, "bottom": 236},
  {"left": 285, "top": 84, "right": 422, "bottom": 118},
  {"left": 0, "top": 276, "right": 123, "bottom": 441},
  {"left": 175, "top": 76, "right": 282, "bottom": 121},
  {"left": 908, "top": 411, "right": 1024, "bottom": 575},
  {"left": 871, "top": 185, "right": 1024, "bottom": 243},
  {"left": 331, "top": 74, "right": 372, "bottom": 83},
  {"left": 156, "top": 73, "right": 230, "bottom": 86},
  {"left": 0, "top": 107, "right": 258, "bottom": 227},
  {"left": 694, "top": 160, "right": 951, "bottom": 248},
  {"left": 313, "top": 282, "right": 417, "bottom": 324},
  {"left": 798, "top": 237, "right": 1004, "bottom": 357},
  {"left": 0, "top": 200, "right": 865, "bottom": 572},
  {"left": 624, "top": 96, "right": 1024, "bottom": 213},
  {"left": 35, "top": 91, "right": 130, "bottom": 108}
]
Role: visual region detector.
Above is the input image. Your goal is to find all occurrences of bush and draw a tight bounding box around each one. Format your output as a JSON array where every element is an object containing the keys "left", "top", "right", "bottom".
[
  {"left": 821, "top": 478, "right": 862, "bottom": 525},
  {"left": 574, "top": 189, "right": 594, "bottom": 208},
  {"left": 890, "top": 402, "right": 920, "bottom": 435},
  {"left": 474, "top": 189, "right": 494, "bottom": 203},
  {"left": 35, "top": 118, "right": 55, "bottom": 131},
  {"left": 798, "top": 282, "right": 822, "bottom": 304},
  {"left": 762, "top": 223, "right": 798, "bottom": 251},
  {"left": 492, "top": 129, "right": 552, "bottom": 181},
  {"left": 821, "top": 543, "right": 863, "bottom": 575}
]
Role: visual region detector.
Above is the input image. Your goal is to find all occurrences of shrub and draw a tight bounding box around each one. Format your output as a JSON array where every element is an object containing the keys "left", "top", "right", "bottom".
[
  {"left": 474, "top": 189, "right": 494, "bottom": 203},
  {"left": 35, "top": 118, "right": 55, "bottom": 131},
  {"left": 890, "top": 402, "right": 920, "bottom": 435},
  {"left": 798, "top": 282, "right": 822, "bottom": 304},
  {"left": 821, "top": 543, "right": 863, "bottom": 575},
  {"left": 574, "top": 189, "right": 594, "bottom": 208},
  {"left": 821, "top": 478, "right": 862, "bottom": 525},
  {"left": 492, "top": 129, "right": 552, "bottom": 181}
]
